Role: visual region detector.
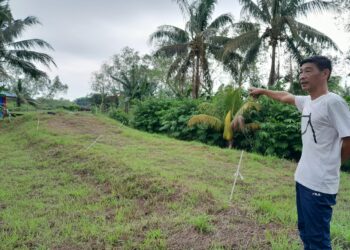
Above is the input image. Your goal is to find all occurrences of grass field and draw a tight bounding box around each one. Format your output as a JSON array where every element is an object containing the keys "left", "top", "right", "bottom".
[{"left": 0, "top": 112, "right": 349, "bottom": 249}]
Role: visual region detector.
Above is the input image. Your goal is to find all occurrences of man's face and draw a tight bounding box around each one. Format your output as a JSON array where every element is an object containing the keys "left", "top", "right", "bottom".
[{"left": 299, "top": 62, "right": 328, "bottom": 92}]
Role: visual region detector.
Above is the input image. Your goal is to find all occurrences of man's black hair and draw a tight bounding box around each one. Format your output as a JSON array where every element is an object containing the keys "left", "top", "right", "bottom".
[{"left": 300, "top": 55, "right": 332, "bottom": 80}]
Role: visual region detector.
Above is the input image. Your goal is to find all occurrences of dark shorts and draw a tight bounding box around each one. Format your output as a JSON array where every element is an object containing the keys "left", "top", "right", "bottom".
[{"left": 296, "top": 182, "right": 337, "bottom": 250}]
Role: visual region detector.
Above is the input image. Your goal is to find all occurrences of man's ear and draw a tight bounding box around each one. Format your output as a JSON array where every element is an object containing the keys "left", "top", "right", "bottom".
[{"left": 322, "top": 69, "right": 330, "bottom": 80}]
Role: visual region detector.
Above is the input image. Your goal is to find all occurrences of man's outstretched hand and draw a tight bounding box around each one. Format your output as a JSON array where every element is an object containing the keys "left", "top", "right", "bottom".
[{"left": 248, "top": 87, "right": 264, "bottom": 99}]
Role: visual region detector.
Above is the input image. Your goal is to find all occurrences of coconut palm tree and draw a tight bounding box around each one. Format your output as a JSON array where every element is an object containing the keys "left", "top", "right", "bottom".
[
  {"left": 13, "top": 79, "right": 38, "bottom": 107},
  {"left": 188, "top": 87, "right": 259, "bottom": 148},
  {"left": 0, "top": 0, "right": 55, "bottom": 78},
  {"left": 224, "top": 0, "right": 339, "bottom": 86},
  {"left": 334, "top": 0, "right": 350, "bottom": 31},
  {"left": 111, "top": 64, "right": 157, "bottom": 113},
  {"left": 149, "top": 0, "right": 234, "bottom": 99}
]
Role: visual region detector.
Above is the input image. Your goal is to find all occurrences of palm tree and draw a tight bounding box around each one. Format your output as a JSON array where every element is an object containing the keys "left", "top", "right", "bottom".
[
  {"left": 13, "top": 79, "right": 37, "bottom": 107},
  {"left": 111, "top": 64, "right": 157, "bottom": 113},
  {"left": 335, "top": 0, "right": 350, "bottom": 31},
  {"left": 149, "top": 0, "right": 234, "bottom": 99},
  {"left": 0, "top": 0, "right": 55, "bottom": 78},
  {"left": 188, "top": 87, "right": 259, "bottom": 148},
  {"left": 224, "top": 0, "right": 338, "bottom": 86}
]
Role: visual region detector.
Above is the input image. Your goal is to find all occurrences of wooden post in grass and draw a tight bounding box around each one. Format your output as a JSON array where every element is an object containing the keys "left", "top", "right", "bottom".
[{"left": 229, "top": 150, "right": 244, "bottom": 201}]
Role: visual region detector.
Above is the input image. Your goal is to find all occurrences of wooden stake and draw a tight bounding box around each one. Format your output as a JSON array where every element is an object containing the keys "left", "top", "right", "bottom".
[{"left": 229, "top": 150, "right": 244, "bottom": 202}]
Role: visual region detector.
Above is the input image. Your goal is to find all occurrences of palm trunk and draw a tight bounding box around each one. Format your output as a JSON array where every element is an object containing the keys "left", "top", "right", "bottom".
[
  {"left": 228, "top": 139, "right": 233, "bottom": 149},
  {"left": 288, "top": 56, "right": 294, "bottom": 92},
  {"left": 16, "top": 79, "right": 22, "bottom": 107},
  {"left": 268, "top": 41, "right": 277, "bottom": 86},
  {"left": 191, "top": 59, "right": 196, "bottom": 99},
  {"left": 194, "top": 55, "right": 200, "bottom": 99},
  {"left": 238, "top": 66, "right": 243, "bottom": 87}
]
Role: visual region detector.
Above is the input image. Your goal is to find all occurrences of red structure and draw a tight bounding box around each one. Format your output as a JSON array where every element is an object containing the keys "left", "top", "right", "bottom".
[{"left": 0, "top": 92, "right": 16, "bottom": 119}]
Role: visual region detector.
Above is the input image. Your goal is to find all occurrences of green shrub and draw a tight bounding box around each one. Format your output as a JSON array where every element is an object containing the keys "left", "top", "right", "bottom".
[
  {"left": 131, "top": 98, "right": 171, "bottom": 133},
  {"left": 131, "top": 98, "right": 224, "bottom": 146},
  {"left": 344, "top": 96, "right": 350, "bottom": 106},
  {"left": 235, "top": 97, "right": 302, "bottom": 161},
  {"left": 91, "top": 106, "right": 100, "bottom": 114},
  {"left": 108, "top": 108, "right": 129, "bottom": 125}
]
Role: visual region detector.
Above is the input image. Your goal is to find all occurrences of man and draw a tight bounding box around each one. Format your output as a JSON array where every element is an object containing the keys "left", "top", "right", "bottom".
[{"left": 249, "top": 55, "right": 350, "bottom": 249}]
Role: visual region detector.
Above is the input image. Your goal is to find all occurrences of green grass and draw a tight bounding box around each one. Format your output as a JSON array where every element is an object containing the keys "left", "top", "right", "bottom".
[{"left": 0, "top": 112, "right": 349, "bottom": 249}]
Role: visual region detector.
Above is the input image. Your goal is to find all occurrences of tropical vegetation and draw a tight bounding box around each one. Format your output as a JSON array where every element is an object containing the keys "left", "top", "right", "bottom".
[
  {"left": 1, "top": 0, "right": 350, "bottom": 248},
  {"left": 0, "top": 0, "right": 55, "bottom": 78}
]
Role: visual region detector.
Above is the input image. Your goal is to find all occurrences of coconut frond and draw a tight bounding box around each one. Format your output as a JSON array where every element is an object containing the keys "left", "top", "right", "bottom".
[
  {"left": 231, "top": 114, "right": 245, "bottom": 131},
  {"left": 285, "top": 37, "right": 304, "bottom": 63},
  {"left": 346, "top": 23, "right": 350, "bottom": 32},
  {"left": 174, "top": 52, "right": 193, "bottom": 81},
  {"left": 293, "top": 21, "right": 339, "bottom": 51},
  {"left": 223, "top": 110, "right": 233, "bottom": 141},
  {"left": 240, "top": 36, "right": 264, "bottom": 73},
  {"left": 167, "top": 56, "right": 185, "bottom": 79},
  {"left": 154, "top": 43, "right": 189, "bottom": 57},
  {"left": 209, "top": 35, "right": 231, "bottom": 47},
  {"left": 257, "top": 0, "right": 271, "bottom": 21},
  {"left": 195, "top": 0, "right": 217, "bottom": 31},
  {"left": 223, "top": 29, "right": 260, "bottom": 56},
  {"left": 2, "top": 16, "right": 40, "bottom": 41},
  {"left": 9, "top": 39, "right": 54, "bottom": 50},
  {"left": 5, "top": 56, "right": 47, "bottom": 78},
  {"left": 233, "top": 21, "right": 259, "bottom": 33},
  {"left": 234, "top": 99, "right": 260, "bottom": 118},
  {"left": 0, "top": 4, "right": 55, "bottom": 77},
  {"left": 149, "top": 25, "right": 189, "bottom": 45},
  {"left": 295, "top": 0, "right": 336, "bottom": 17},
  {"left": 208, "top": 13, "right": 234, "bottom": 30},
  {"left": 221, "top": 87, "right": 243, "bottom": 115},
  {"left": 172, "top": 0, "right": 191, "bottom": 17},
  {"left": 7, "top": 50, "right": 56, "bottom": 68},
  {"left": 188, "top": 114, "right": 222, "bottom": 131},
  {"left": 239, "top": 0, "right": 270, "bottom": 23}
]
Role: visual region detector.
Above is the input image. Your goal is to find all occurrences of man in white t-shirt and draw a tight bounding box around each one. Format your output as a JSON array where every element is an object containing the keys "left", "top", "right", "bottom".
[{"left": 249, "top": 55, "right": 350, "bottom": 249}]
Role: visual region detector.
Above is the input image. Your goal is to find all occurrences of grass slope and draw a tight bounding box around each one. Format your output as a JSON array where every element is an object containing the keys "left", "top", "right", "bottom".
[{"left": 0, "top": 112, "right": 349, "bottom": 249}]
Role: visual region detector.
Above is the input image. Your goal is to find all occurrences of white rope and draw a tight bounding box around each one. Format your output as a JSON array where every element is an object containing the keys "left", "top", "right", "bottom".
[
  {"left": 86, "top": 135, "right": 103, "bottom": 150},
  {"left": 229, "top": 150, "right": 244, "bottom": 201}
]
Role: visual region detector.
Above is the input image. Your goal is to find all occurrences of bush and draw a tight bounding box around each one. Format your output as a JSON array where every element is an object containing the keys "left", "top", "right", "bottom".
[
  {"left": 344, "top": 96, "right": 350, "bottom": 106},
  {"left": 235, "top": 97, "right": 302, "bottom": 161},
  {"left": 131, "top": 98, "right": 224, "bottom": 146},
  {"left": 108, "top": 108, "right": 129, "bottom": 125}
]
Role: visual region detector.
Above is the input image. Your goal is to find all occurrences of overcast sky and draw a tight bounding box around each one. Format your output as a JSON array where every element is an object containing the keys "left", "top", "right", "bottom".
[{"left": 10, "top": 0, "right": 350, "bottom": 100}]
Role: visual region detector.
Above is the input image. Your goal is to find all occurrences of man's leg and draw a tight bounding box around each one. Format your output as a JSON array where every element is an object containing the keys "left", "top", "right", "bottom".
[
  {"left": 296, "top": 182, "right": 309, "bottom": 249},
  {"left": 297, "top": 183, "right": 336, "bottom": 250}
]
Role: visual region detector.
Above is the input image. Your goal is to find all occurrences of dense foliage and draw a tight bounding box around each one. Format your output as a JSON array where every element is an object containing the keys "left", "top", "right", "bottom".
[
  {"left": 125, "top": 96, "right": 302, "bottom": 159},
  {"left": 235, "top": 97, "right": 302, "bottom": 160},
  {"left": 108, "top": 93, "right": 350, "bottom": 172},
  {"left": 131, "top": 98, "right": 224, "bottom": 146}
]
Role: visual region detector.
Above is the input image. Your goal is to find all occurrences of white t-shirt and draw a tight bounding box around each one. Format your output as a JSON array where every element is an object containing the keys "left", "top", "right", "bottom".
[{"left": 295, "top": 92, "right": 350, "bottom": 194}]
